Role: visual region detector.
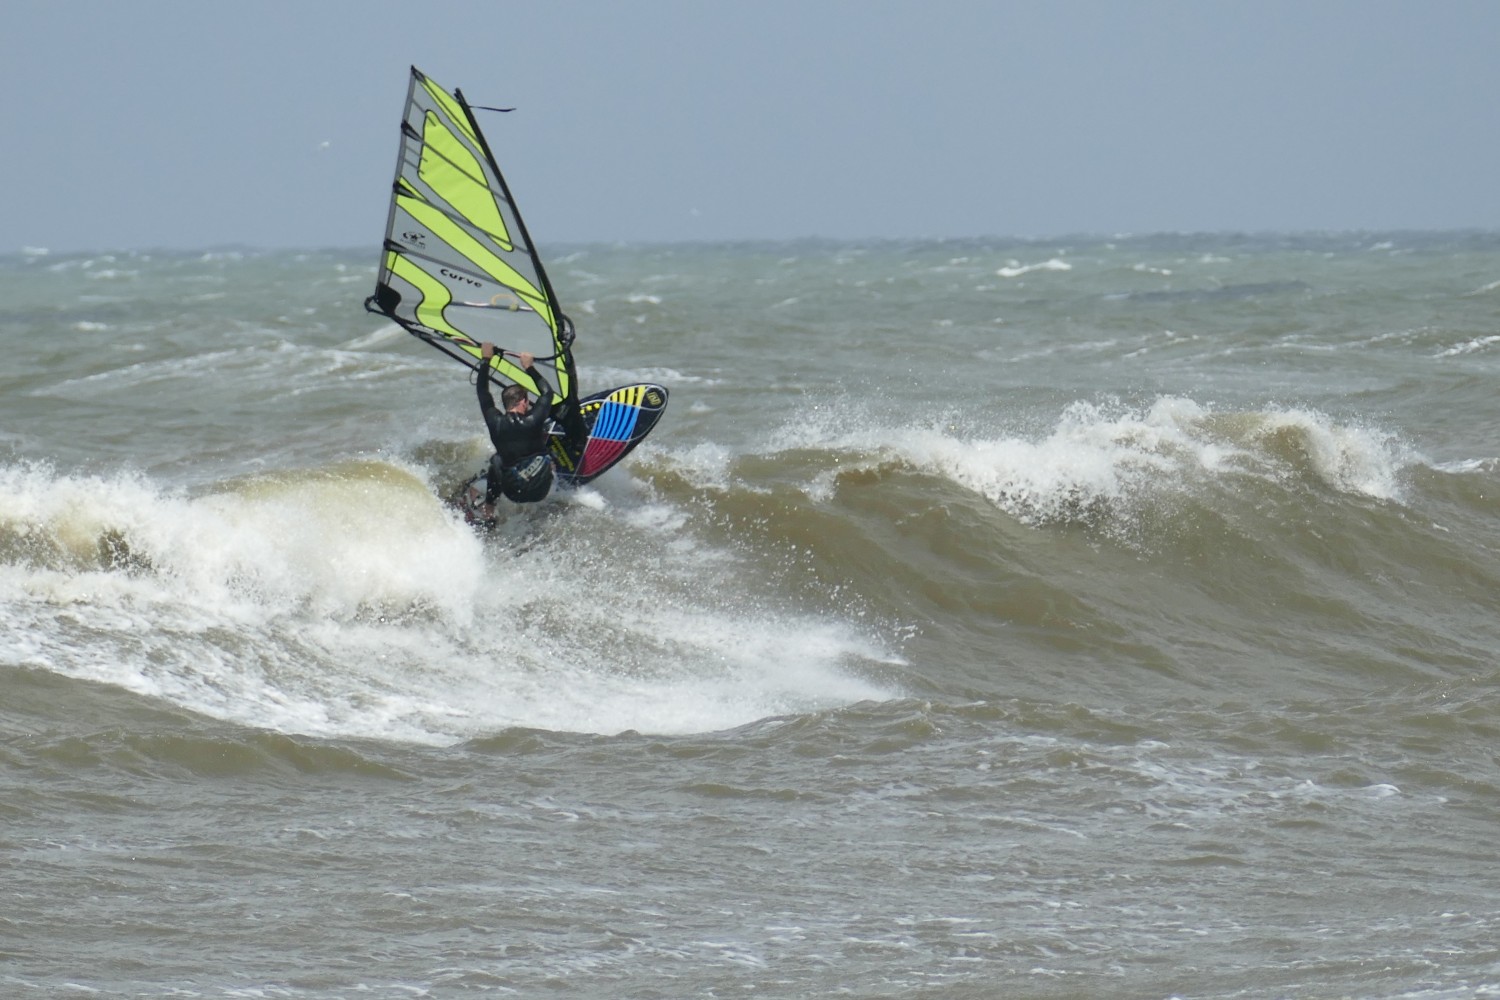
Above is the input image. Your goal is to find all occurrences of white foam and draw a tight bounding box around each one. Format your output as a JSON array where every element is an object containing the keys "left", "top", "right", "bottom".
[
  {"left": 996, "top": 258, "right": 1072, "bottom": 278},
  {"left": 1431, "top": 458, "right": 1496, "bottom": 475},
  {"left": 914, "top": 397, "right": 1233, "bottom": 521},
  {"left": 1250, "top": 406, "right": 1411, "bottom": 499},
  {"left": 1434, "top": 335, "right": 1500, "bottom": 358},
  {"left": 659, "top": 441, "right": 736, "bottom": 491},
  {"left": 339, "top": 323, "right": 406, "bottom": 350},
  {"left": 0, "top": 460, "right": 480, "bottom": 621},
  {"left": 582, "top": 363, "right": 716, "bottom": 386},
  {"left": 756, "top": 395, "right": 1222, "bottom": 521},
  {"left": 0, "top": 460, "right": 898, "bottom": 743},
  {"left": 747, "top": 394, "right": 1412, "bottom": 520}
]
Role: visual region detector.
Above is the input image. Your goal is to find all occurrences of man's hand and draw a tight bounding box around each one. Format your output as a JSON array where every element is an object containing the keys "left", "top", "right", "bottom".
[
  {"left": 480, "top": 341, "right": 496, "bottom": 361},
  {"left": 517, "top": 352, "right": 534, "bottom": 369}
]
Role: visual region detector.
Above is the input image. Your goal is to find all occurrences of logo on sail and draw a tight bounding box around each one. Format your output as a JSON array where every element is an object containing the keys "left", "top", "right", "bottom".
[{"left": 441, "top": 268, "right": 483, "bottom": 288}]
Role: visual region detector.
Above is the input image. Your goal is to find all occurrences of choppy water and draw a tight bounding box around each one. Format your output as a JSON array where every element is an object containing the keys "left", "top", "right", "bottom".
[{"left": 3, "top": 232, "right": 1500, "bottom": 998}]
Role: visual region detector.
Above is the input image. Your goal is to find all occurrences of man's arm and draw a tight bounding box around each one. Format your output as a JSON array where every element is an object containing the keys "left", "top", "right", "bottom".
[
  {"left": 476, "top": 342, "right": 499, "bottom": 417},
  {"left": 521, "top": 366, "right": 554, "bottom": 428},
  {"left": 513, "top": 351, "right": 554, "bottom": 428},
  {"left": 528, "top": 366, "right": 554, "bottom": 406}
]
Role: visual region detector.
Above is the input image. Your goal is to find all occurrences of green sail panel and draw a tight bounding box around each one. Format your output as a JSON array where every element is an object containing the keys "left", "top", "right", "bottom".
[{"left": 368, "top": 67, "right": 574, "bottom": 404}]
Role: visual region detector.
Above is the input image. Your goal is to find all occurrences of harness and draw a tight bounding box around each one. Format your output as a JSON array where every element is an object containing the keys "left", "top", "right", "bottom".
[{"left": 488, "top": 450, "right": 553, "bottom": 504}]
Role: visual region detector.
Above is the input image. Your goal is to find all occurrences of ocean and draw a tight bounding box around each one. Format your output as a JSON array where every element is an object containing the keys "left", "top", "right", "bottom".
[{"left": 2, "top": 232, "right": 1499, "bottom": 998}]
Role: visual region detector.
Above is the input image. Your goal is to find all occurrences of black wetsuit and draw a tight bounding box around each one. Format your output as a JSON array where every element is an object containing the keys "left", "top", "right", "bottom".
[{"left": 477, "top": 365, "right": 555, "bottom": 503}]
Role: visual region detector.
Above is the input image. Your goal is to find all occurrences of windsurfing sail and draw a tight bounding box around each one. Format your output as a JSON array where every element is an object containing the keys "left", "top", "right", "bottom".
[{"left": 365, "top": 66, "right": 577, "bottom": 417}]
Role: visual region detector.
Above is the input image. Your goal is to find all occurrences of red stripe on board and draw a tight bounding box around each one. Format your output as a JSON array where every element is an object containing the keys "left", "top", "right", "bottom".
[{"left": 578, "top": 437, "right": 629, "bottom": 478}]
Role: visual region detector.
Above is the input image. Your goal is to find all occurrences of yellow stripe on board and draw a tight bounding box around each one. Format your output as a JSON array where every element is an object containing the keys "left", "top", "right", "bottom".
[{"left": 611, "top": 385, "right": 644, "bottom": 407}]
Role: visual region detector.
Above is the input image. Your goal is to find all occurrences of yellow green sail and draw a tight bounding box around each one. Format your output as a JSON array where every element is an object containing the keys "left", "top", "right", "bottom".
[{"left": 366, "top": 67, "right": 576, "bottom": 406}]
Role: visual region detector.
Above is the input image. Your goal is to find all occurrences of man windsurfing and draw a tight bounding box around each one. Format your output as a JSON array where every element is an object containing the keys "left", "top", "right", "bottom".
[{"left": 475, "top": 342, "right": 556, "bottom": 505}]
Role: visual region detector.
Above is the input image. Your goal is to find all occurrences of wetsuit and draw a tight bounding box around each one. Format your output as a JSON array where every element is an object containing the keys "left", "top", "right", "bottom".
[{"left": 477, "top": 364, "right": 555, "bottom": 504}]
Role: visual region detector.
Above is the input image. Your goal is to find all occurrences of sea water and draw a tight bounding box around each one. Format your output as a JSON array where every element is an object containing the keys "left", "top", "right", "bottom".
[{"left": 3, "top": 232, "right": 1499, "bottom": 997}]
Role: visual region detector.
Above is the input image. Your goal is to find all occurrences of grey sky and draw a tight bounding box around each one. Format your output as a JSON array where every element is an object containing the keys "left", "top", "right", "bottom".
[{"left": 8, "top": 0, "right": 1498, "bottom": 253}]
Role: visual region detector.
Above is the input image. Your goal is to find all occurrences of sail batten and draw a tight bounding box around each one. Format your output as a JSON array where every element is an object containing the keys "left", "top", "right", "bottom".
[{"left": 367, "top": 66, "right": 575, "bottom": 407}]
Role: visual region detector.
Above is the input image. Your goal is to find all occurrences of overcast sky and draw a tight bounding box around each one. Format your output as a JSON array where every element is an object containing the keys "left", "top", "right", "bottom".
[{"left": 7, "top": 0, "right": 1498, "bottom": 253}]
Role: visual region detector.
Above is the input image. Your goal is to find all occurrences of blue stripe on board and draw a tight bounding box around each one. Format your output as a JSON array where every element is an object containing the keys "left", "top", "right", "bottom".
[
  {"left": 596, "top": 402, "right": 623, "bottom": 440},
  {"left": 602, "top": 402, "right": 630, "bottom": 441},
  {"left": 593, "top": 401, "right": 641, "bottom": 442},
  {"left": 592, "top": 402, "right": 618, "bottom": 441}
]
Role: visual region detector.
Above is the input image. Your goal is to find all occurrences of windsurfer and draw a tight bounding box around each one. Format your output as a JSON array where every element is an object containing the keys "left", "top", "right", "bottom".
[{"left": 476, "top": 342, "right": 555, "bottom": 505}]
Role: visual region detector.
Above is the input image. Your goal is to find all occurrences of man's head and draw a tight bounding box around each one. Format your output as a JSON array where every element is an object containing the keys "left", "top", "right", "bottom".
[{"left": 501, "top": 384, "right": 530, "bottom": 413}]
